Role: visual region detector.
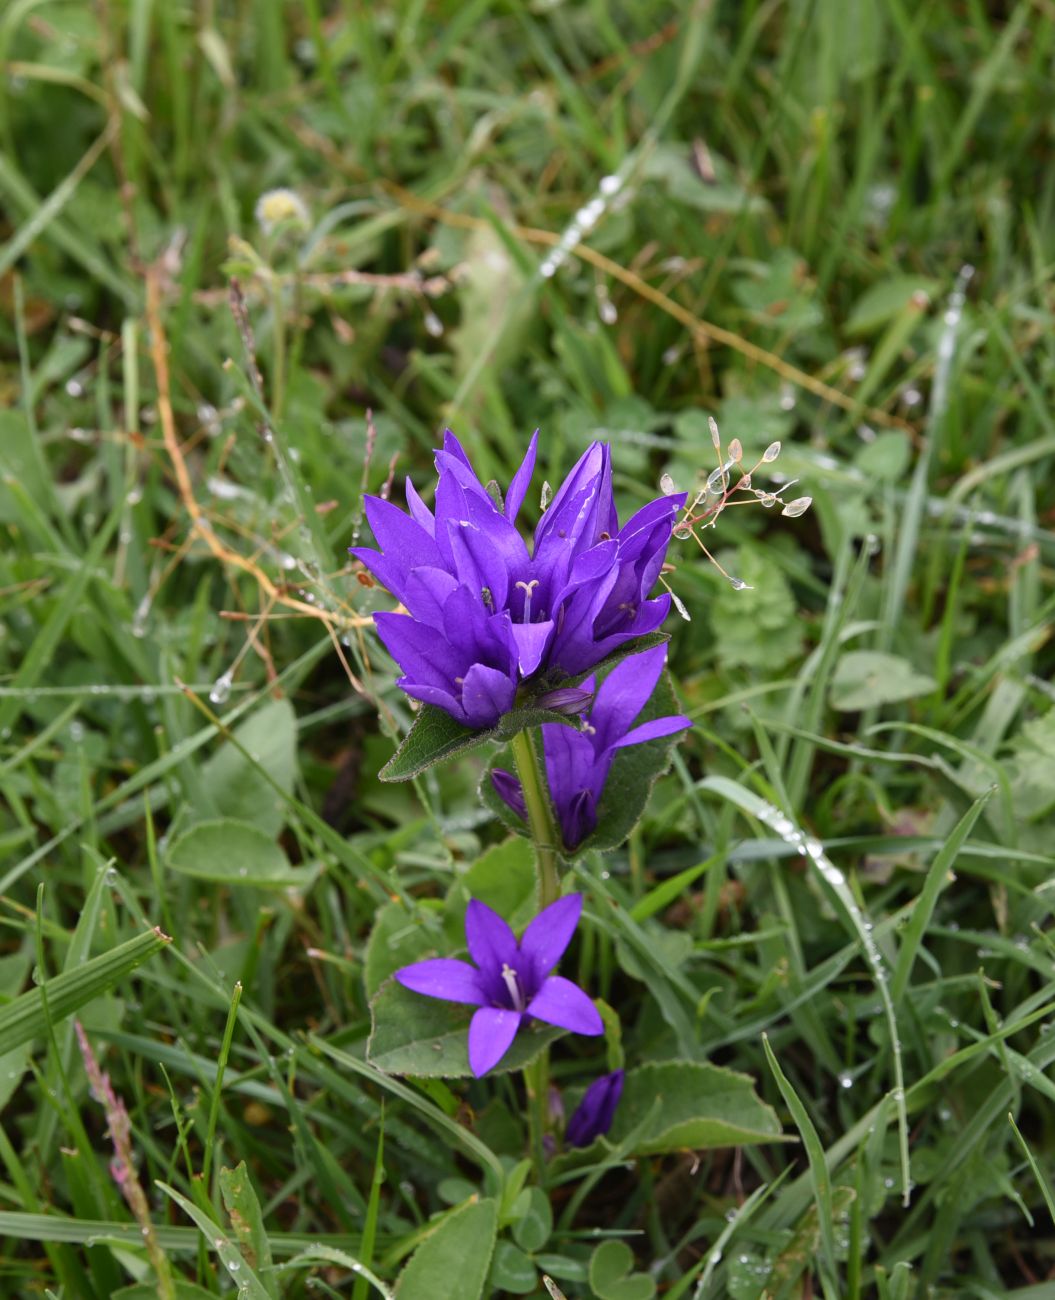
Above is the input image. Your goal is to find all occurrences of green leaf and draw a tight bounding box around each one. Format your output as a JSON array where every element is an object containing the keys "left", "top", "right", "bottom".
[
  {"left": 856, "top": 430, "right": 912, "bottom": 483},
  {"left": 446, "top": 837, "right": 537, "bottom": 939},
  {"left": 364, "top": 901, "right": 443, "bottom": 1001},
  {"left": 378, "top": 635, "right": 669, "bottom": 782},
  {"left": 165, "top": 818, "right": 315, "bottom": 889},
  {"left": 200, "top": 697, "right": 298, "bottom": 837},
  {"left": 605, "top": 1060, "right": 784, "bottom": 1156},
  {"left": 589, "top": 1240, "right": 656, "bottom": 1300},
  {"left": 489, "top": 1241, "right": 537, "bottom": 1294},
  {"left": 220, "top": 1162, "right": 278, "bottom": 1299},
  {"left": 367, "top": 979, "right": 564, "bottom": 1078},
  {"left": 157, "top": 1182, "right": 272, "bottom": 1299},
  {"left": 0, "top": 951, "right": 32, "bottom": 1112},
  {"left": 829, "top": 651, "right": 937, "bottom": 711},
  {"left": 511, "top": 1185, "right": 552, "bottom": 1253},
  {"left": 845, "top": 275, "right": 937, "bottom": 335},
  {"left": 395, "top": 1198, "right": 498, "bottom": 1300},
  {"left": 705, "top": 547, "right": 804, "bottom": 672},
  {"left": 0, "top": 929, "right": 169, "bottom": 1057},
  {"left": 379, "top": 706, "right": 487, "bottom": 782}
]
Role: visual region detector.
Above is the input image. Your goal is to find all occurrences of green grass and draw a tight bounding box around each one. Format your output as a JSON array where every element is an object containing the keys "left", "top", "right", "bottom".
[{"left": 2, "top": 1, "right": 1055, "bottom": 1296}]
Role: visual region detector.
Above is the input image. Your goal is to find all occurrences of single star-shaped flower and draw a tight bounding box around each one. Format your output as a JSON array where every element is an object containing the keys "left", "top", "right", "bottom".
[{"left": 394, "top": 894, "right": 602, "bottom": 1076}]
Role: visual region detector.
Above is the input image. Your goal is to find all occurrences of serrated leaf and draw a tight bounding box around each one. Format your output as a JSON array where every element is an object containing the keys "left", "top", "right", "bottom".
[
  {"left": 367, "top": 979, "right": 564, "bottom": 1078},
  {"left": 364, "top": 901, "right": 443, "bottom": 1001},
  {"left": 379, "top": 634, "right": 670, "bottom": 782},
  {"left": 829, "top": 651, "right": 936, "bottom": 711},
  {"left": 395, "top": 1198, "right": 498, "bottom": 1300},
  {"left": 166, "top": 818, "right": 315, "bottom": 888},
  {"left": 446, "top": 837, "right": 537, "bottom": 938},
  {"left": 0, "top": 929, "right": 168, "bottom": 1057},
  {"left": 606, "top": 1060, "right": 784, "bottom": 1156}
]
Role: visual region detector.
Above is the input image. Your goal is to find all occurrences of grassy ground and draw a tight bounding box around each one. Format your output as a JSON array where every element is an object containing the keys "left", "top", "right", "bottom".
[{"left": 2, "top": 1, "right": 1055, "bottom": 1296}]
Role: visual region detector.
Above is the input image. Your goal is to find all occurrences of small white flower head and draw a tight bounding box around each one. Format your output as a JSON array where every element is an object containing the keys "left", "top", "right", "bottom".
[{"left": 255, "top": 188, "right": 310, "bottom": 236}]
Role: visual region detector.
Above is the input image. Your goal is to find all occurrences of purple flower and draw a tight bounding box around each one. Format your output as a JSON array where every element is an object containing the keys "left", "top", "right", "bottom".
[
  {"left": 394, "top": 894, "right": 602, "bottom": 1077},
  {"left": 351, "top": 432, "right": 686, "bottom": 728},
  {"left": 565, "top": 1070, "right": 624, "bottom": 1147},
  {"left": 492, "top": 644, "right": 692, "bottom": 851}
]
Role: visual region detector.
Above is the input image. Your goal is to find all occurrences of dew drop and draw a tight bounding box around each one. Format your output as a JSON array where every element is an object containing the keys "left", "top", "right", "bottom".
[{"left": 209, "top": 671, "right": 233, "bottom": 705}]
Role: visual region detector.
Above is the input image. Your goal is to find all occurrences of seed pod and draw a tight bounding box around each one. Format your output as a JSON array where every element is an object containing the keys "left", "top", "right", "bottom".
[
  {"left": 781, "top": 496, "right": 813, "bottom": 518},
  {"left": 762, "top": 441, "right": 781, "bottom": 463}
]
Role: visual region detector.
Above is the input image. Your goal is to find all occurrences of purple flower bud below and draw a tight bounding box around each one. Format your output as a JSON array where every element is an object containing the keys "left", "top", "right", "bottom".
[{"left": 565, "top": 1070, "right": 624, "bottom": 1147}]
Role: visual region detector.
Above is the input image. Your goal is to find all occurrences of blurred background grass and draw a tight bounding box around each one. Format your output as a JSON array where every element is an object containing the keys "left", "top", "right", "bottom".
[{"left": 2, "top": 1, "right": 1055, "bottom": 1296}]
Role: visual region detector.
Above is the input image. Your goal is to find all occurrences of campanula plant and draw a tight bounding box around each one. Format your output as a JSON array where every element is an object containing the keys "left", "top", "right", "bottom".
[{"left": 360, "top": 428, "right": 790, "bottom": 1197}]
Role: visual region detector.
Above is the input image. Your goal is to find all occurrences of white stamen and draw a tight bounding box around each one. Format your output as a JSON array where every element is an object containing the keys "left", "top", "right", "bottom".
[
  {"left": 515, "top": 578, "right": 540, "bottom": 621},
  {"left": 500, "top": 962, "right": 524, "bottom": 1010}
]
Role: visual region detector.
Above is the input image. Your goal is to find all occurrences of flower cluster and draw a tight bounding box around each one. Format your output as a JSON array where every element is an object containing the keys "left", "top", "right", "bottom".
[
  {"left": 492, "top": 644, "right": 692, "bottom": 851},
  {"left": 351, "top": 432, "right": 686, "bottom": 728}
]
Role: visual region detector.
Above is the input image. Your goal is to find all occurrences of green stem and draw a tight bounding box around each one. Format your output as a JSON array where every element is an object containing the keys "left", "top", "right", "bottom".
[
  {"left": 509, "top": 728, "right": 561, "bottom": 908},
  {"left": 510, "top": 726, "right": 561, "bottom": 1181}
]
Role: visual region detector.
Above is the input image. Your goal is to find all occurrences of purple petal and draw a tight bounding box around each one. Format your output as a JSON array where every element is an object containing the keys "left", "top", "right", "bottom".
[
  {"left": 400, "top": 565, "right": 461, "bottom": 629},
  {"left": 468, "top": 1006, "right": 523, "bottom": 1076},
  {"left": 527, "top": 975, "right": 603, "bottom": 1036},
  {"left": 464, "top": 899, "right": 518, "bottom": 975},
  {"left": 534, "top": 685, "right": 595, "bottom": 716},
  {"left": 397, "top": 682, "right": 469, "bottom": 723},
  {"left": 441, "top": 429, "right": 475, "bottom": 471},
  {"left": 612, "top": 714, "right": 692, "bottom": 749},
  {"left": 364, "top": 496, "right": 443, "bottom": 573},
  {"left": 566, "top": 1070, "right": 624, "bottom": 1147},
  {"left": 394, "top": 958, "right": 486, "bottom": 1005},
  {"left": 589, "top": 644, "right": 668, "bottom": 750},
  {"left": 373, "top": 612, "right": 463, "bottom": 690},
  {"left": 460, "top": 663, "right": 516, "bottom": 729},
  {"left": 491, "top": 769, "right": 527, "bottom": 821},
  {"left": 505, "top": 430, "right": 539, "bottom": 524},
  {"left": 520, "top": 894, "right": 583, "bottom": 981},
  {"left": 511, "top": 620, "right": 554, "bottom": 677},
  {"left": 405, "top": 478, "right": 435, "bottom": 534},
  {"left": 617, "top": 493, "right": 686, "bottom": 556},
  {"left": 563, "top": 788, "right": 598, "bottom": 850}
]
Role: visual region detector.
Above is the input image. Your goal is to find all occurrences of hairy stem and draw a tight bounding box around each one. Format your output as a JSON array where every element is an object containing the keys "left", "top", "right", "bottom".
[{"left": 509, "top": 728, "right": 561, "bottom": 908}]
